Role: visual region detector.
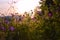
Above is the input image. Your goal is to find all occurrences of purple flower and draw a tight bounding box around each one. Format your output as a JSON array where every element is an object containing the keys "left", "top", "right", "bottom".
[
  {"left": 0, "top": 26, "right": 6, "bottom": 31},
  {"left": 4, "top": 20, "right": 10, "bottom": 24},
  {"left": 9, "top": 26, "right": 15, "bottom": 31},
  {"left": 48, "top": 12, "right": 52, "bottom": 17}
]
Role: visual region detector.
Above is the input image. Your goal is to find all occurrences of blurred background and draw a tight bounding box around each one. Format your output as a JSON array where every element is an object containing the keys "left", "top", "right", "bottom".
[{"left": 0, "top": 0, "right": 60, "bottom": 40}]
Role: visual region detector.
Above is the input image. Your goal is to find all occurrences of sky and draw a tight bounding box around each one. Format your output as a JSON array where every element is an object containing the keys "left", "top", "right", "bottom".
[
  {"left": 0, "top": 0, "right": 9, "bottom": 10},
  {"left": 0, "top": 0, "right": 12, "bottom": 16},
  {"left": 0, "top": 0, "right": 41, "bottom": 16}
]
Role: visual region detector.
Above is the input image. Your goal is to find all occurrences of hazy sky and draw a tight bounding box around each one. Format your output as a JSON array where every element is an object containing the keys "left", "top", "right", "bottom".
[
  {"left": 0, "top": 0, "right": 9, "bottom": 9},
  {"left": 0, "top": 0, "right": 13, "bottom": 15},
  {"left": 0, "top": 0, "right": 17, "bottom": 10},
  {"left": 0, "top": 0, "right": 19, "bottom": 15},
  {"left": 0, "top": 0, "right": 40, "bottom": 16}
]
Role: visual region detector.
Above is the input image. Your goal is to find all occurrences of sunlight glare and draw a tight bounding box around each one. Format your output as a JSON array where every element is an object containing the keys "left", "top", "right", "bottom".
[{"left": 15, "top": 0, "right": 40, "bottom": 14}]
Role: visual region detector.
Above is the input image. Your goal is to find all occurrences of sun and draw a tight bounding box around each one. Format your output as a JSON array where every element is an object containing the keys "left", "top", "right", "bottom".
[{"left": 15, "top": 0, "right": 40, "bottom": 14}]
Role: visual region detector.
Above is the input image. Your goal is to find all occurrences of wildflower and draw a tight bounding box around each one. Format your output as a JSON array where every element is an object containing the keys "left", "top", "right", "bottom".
[
  {"left": 4, "top": 20, "right": 10, "bottom": 24},
  {"left": 0, "top": 26, "right": 6, "bottom": 31},
  {"left": 9, "top": 26, "right": 15, "bottom": 31},
  {"left": 48, "top": 11, "right": 53, "bottom": 17}
]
